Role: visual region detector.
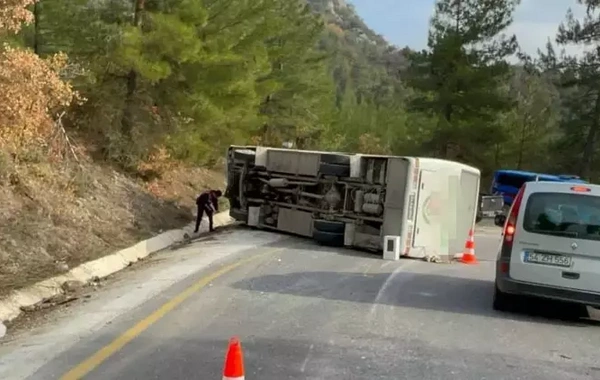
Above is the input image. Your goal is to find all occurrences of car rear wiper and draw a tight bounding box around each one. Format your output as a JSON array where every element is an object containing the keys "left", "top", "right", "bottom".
[{"left": 531, "top": 229, "right": 578, "bottom": 238}]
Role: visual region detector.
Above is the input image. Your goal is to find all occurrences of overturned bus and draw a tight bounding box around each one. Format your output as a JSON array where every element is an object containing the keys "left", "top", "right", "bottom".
[{"left": 225, "top": 146, "right": 481, "bottom": 262}]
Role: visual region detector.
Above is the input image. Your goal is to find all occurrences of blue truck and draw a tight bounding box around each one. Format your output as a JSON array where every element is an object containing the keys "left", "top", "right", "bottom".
[
  {"left": 489, "top": 169, "right": 588, "bottom": 226},
  {"left": 492, "top": 170, "right": 587, "bottom": 206}
]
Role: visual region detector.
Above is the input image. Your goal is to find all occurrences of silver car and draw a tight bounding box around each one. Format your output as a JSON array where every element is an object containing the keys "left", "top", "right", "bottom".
[{"left": 494, "top": 181, "right": 600, "bottom": 317}]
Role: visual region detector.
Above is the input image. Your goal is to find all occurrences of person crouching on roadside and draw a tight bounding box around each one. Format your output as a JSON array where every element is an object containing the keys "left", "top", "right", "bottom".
[{"left": 194, "top": 189, "right": 222, "bottom": 233}]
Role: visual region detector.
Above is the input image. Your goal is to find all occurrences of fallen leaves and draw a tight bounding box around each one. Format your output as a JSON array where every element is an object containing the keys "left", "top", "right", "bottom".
[{"left": 0, "top": 0, "right": 35, "bottom": 33}]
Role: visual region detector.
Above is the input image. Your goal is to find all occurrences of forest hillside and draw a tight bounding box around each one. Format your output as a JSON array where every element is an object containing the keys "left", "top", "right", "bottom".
[{"left": 1, "top": 0, "right": 599, "bottom": 294}]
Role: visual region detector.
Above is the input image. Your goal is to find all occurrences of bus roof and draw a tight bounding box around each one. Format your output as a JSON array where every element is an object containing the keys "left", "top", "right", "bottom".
[{"left": 494, "top": 169, "right": 587, "bottom": 183}]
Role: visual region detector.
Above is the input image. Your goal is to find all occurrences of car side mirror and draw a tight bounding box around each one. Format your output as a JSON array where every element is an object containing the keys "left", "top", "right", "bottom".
[{"left": 494, "top": 214, "right": 506, "bottom": 227}]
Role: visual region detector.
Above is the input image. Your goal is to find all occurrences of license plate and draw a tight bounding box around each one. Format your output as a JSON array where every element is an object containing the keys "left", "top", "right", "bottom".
[{"left": 523, "top": 251, "right": 572, "bottom": 267}]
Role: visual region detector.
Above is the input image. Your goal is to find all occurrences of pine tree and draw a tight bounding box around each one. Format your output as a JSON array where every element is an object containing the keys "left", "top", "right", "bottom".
[
  {"left": 404, "top": 0, "right": 520, "bottom": 161},
  {"left": 256, "top": 1, "right": 334, "bottom": 149},
  {"left": 547, "top": 1, "right": 600, "bottom": 179}
]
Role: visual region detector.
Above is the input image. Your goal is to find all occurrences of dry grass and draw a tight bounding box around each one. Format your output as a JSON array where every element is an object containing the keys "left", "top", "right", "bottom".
[{"left": 0, "top": 149, "right": 226, "bottom": 296}]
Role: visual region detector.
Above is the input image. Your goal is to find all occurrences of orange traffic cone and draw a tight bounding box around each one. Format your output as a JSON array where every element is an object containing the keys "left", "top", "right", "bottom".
[
  {"left": 460, "top": 229, "right": 478, "bottom": 264},
  {"left": 223, "top": 336, "right": 245, "bottom": 380}
]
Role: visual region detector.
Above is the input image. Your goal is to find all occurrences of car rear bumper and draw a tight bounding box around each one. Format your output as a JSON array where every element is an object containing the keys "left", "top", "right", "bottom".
[{"left": 496, "top": 261, "right": 600, "bottom": 307}]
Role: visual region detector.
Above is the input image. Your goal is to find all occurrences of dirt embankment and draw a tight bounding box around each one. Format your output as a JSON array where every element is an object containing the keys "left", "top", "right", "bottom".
[{"left": 0, "top": 150, "right": 226, "bottom": 297}]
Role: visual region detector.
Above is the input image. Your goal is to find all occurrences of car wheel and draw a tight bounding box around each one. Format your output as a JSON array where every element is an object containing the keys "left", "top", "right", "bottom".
[
  {"left": 319, "top": 163, "right": 350, "bottom": 177},
  {"left": 492, "top": 283, "right": 513, "bottom": 312},
  {"left": 494, "top": 214, "right": 506, "bottom": 227},
  {"left": 313, "top": 219, "right": 345, "bottom": 234},
  {"left": 563, "top": 303, "right": 590, "bottom": 320},
  {"left": 577, "top": 304, "right": 590, "bottom": 319},
  {"left": 475, "top": 212, "right": 483, "bottom": 224},
  {"left": 313, "top": 230, "right": 345, "bottom": 247}
]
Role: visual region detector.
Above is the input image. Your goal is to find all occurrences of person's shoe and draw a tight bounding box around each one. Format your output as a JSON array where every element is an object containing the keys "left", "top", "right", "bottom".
[{"left": 193, "top": 230, "right": 199, "bottom": 233}]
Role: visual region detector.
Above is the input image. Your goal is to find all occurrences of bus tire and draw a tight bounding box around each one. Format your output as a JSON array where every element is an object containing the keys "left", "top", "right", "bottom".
[
  {"left": 313, "top": 219, "right": 345, "bottom": 234},
  {"left": 319, "top": 163, "right": 350, "bottom": 177},
  {"left": 313, "top": 230, "right": 344, "bottom": 247}
]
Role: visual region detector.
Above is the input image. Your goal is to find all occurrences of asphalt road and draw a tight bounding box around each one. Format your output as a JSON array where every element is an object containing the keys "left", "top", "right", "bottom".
[{"left": 1, "top": 226, "right": 600, "bottom": 379}]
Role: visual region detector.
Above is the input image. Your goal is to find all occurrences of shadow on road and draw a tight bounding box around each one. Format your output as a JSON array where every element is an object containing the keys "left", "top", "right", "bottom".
[
  {"left": 257, "top": 225, "right": 500, "bottom": 262},
  {"left": 258, "top": 233, "right": 384, "bottom": 260},
  {"left": 55, "top": 336, "right": 597, "bottom": 380},
  {"left": 234, "top": 228, "right": 599, "bottom": 327},
  {"left": 231, "top": 269, "right": 600, "bottom": 328}
]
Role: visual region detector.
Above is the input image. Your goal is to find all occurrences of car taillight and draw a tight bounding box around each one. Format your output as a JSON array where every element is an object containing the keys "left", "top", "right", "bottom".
[
  {"left": 503, "top": 185, "right": 524, "bottom": 243},
  {"left": 499, "top": 185, "right": 526, "bottom": 272},
  {"left": 571, "top": 186, "right": 591, "bottom": 193}
]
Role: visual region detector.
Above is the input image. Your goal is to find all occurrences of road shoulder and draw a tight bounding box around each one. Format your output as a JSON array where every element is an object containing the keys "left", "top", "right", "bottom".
[{"left": 0, "top": 228, "right": 285, "bottom": 380}]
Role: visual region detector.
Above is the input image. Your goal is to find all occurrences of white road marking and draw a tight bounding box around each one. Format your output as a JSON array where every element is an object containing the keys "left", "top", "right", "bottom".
[
  {"left": 369, "top": 260, "right": 418, "bottom": 317},
  {"left": 300, "top": 344, "right": 314, "bottom": 373}
]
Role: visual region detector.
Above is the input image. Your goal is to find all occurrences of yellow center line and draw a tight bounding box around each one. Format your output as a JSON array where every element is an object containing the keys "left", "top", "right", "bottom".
[{"left": 60, "top": 248, "right": 281, "bottom": 380}]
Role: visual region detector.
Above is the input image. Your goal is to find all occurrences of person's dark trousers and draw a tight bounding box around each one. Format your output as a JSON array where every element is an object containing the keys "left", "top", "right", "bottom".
[
  {"left": 194, "top": 206, "right": 214, "bottom": 233},
  {"left": 206, "top": 209, "right": 214, "bottom": 231}
]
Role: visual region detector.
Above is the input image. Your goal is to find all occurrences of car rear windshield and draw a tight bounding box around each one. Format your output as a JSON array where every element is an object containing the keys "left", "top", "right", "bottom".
[
  {"left": 523, "top": 192, "right": 600, "bottom": 241},
  {"left": 496, "top": 174, "right": 533, "bottom": 189}
]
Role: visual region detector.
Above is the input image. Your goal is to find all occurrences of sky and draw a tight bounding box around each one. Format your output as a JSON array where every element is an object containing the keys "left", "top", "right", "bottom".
[{"left": 347, "top": 0, "right": 588, "bottom": 56}]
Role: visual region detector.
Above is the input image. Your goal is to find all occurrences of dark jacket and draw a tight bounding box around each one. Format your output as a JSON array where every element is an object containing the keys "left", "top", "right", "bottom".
[{"left": 197, "top": 190, "right": 219, "bottom": 212}]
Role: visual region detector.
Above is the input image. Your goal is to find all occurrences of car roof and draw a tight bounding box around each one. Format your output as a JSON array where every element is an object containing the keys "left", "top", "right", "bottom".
[{"left": 523, "top": 181, "right": 600, "bottom": 196}]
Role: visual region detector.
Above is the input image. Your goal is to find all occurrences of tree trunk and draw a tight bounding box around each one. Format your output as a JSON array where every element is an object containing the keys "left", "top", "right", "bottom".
[
  {"left": 516, "top": 114, "right": 528, "bottom": 170},
  {"left": 440, "top": 103, "right": 453, "bottom": 158},
  {"left": 494, "top": 143, "right": 501, "bottom": 167},
  {"left": 33, "top": 1, "right": 40, "bottom": 55},
  {"left": 120, "top": 0, "right": 146, "bottom": 139},
  {"left": 580, "top": 92, "right": 600, "bottom": 179}
]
